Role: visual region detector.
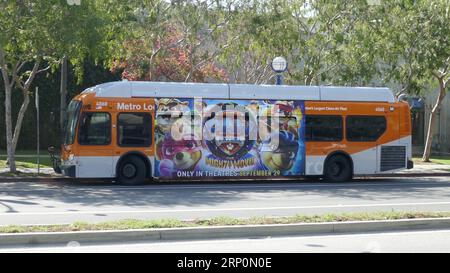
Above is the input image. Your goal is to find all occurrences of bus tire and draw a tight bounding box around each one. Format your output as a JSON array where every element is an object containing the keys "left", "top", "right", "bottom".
[
  {"left": 117, "top": 156, "right": 147, "bottom": 185},
  {"left": 323, "top": 154, "right": 353, "bottom": 182}
]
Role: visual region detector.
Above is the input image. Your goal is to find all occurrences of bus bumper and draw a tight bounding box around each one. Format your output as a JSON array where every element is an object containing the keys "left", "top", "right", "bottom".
[
  {"left": 407, "top": 160, "right": 414, "bottom": 169},
  {"left": 61, "top": 165, "right": 76, "bottom": 178}
]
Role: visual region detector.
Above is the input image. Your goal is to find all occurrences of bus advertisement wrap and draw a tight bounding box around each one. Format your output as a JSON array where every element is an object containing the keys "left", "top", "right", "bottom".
[{"left": 154, "top": 98, "right": 305, "bottom": 178}]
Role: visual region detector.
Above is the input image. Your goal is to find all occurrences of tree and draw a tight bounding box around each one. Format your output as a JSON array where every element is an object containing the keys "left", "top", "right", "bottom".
[
  {"left": 220, "top": 0, "right": 367, "bottom": 85},
  {"left": 109, "top": 0, "right": 232, "bottom": 82},
  {"left": 104, "top": 0, "right": 174, "bottom": 81},
  {"left": 415, "top": 1, "right": 450, "bottom": 161},
  {"left": 219, "top": 0, "right": 276, "bottom": 84},
  {"left": 111, "top": 29, "right": 228, "bottom": 82},
  {"left": 170, "top": 0, "right": 235, "bottom": 82},
  {"left": 366, "top": 0, "right": 450, "bottom": 161},
  {"left": 0, "top": 1, "right": 107, "bottom": 172},
  {"left": 303, "top": 0, "right": 449, "bottom": 161}
]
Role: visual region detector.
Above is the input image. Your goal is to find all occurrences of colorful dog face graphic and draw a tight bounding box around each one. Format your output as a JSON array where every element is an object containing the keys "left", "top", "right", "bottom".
[
  {"left": 156, "top": 133, "right": 202, "bottom": 177},
  {"left": 260, "top": 131, "right": 299, "bottom": 171},
  {"left": 162, "top": 138, "right": 202, "bottom": 169}
]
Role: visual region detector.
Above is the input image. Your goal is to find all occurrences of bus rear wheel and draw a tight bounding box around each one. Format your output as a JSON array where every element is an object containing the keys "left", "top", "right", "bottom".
[
  {"left": 323, "top": 154, "right": 352, "bottom": 182},
  {"left": 117, "top": 156, "right": 147, "bottom": 185}
]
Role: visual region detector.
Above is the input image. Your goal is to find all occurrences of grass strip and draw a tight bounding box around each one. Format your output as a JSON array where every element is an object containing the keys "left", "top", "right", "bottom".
[
  {"left": 0, "top": 170, "right": 54, "bottom": 177},
  {"left": 1, "top": 211, "right": 450, "bottom": 234},
  {"left": 0, "top": 159, "right": 52, "bottom": 169},
  {"left": 413, "top": 156, "right": 450, "bottom": 165}
]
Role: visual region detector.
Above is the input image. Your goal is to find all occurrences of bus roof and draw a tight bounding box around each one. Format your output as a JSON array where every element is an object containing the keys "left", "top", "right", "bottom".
[{"left": 81, "top": 81, "right": 396, "bottom": 103}]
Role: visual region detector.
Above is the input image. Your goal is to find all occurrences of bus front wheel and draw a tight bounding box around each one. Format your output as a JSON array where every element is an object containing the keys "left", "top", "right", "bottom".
[
  {"left": 323, "top": 154, "right": 353, "bottom": 182},
  {"left": 117, "top": 156, "right": 147, "bottom": 185}
]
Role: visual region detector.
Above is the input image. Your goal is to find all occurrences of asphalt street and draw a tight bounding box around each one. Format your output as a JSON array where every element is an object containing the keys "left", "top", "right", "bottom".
[
  {"left": 3, "top": 229, "right": 450, "bottom": 253},
  {"left": 0, "top": 177, "right": 450, "bottom": 225}
]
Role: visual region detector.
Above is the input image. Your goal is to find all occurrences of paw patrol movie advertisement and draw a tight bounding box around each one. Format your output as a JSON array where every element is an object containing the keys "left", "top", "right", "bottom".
[{"left": 154, "top": 98, "right": 305, "bottom": 178}]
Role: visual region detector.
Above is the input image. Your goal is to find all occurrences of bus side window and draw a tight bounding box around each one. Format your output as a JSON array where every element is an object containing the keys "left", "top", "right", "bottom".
[
  {"left": 305, "top": 115, "right": 343, "bottom": 141},
  {"left": 78, "top": 112, "right": 111, "bottom": 145},
  {"left": 346, "top": 116, "right": 386, "bottom": 142},
  {"left": 118, "top": 112, "right": 152, "bottom": 147}
]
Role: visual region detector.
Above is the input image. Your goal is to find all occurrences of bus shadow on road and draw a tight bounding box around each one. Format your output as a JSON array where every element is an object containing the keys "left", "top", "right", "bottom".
[
  {"left": 42, "top": 176, "right": 425, "bottom": 187},
  {"left": 1, "top": 176, "right": 449, "bottom": 209}
]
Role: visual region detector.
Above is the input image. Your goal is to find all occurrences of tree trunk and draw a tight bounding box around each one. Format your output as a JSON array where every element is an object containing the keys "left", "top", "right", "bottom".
[
  {"left": 0, "top": 50, "right": 17, "bottom": 172},
  {"left": 305, "top": 72, "right": 314, "bottom": 86},
  {"left": 149, "top": 47, "right": 160, "bottom": 81},
  {"left": 1, "top": 53, "right": 40, "bottom": 173},
  {"left": 4, "top": 84, "right": 16, "bottom": 172},
  {"left": 422, "top": 77, "right": 446, "bottom": 162},
  {"left": 185, "top": 46, "right": 195, "bottom": 83},
  {"left": 11, "top": 92, "right": 31, "bottom": 154}
]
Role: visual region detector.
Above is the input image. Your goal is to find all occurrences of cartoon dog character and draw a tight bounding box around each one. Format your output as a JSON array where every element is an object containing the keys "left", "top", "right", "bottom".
[
  {"left": 155, "top": 98, "right": 190, "bottom": 135},
  {"left": 259, "top": 100, "right": 298, "bottom": 141},
  {"left": 156, "top": 133, "right": 202, "bottom": 177},
  {"left": 260, "top": 131, "right": 299, "bottom": 172}
]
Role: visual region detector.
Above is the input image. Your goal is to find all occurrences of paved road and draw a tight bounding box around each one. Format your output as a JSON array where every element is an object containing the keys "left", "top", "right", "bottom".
[
  {"left": 0, "top": 177, "right": 450, "bottom": 225},
  {"left": 3, "top": 229, "right": 450, "bottom": 253}
]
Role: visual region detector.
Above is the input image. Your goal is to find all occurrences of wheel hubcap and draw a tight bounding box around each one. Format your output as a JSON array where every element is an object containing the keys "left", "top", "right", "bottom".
[{"left": 123, "top": 163, "right": 137, "bottom": 178}]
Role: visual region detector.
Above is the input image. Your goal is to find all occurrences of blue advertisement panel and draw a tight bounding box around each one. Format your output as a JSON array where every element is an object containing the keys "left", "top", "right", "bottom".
[{"left": 154, "top": 98, "right": 305, "bottom": 178}]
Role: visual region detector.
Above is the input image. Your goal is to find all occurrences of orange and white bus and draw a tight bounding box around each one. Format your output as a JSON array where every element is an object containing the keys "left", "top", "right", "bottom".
[{"left": 52, "top": 81, "right": 413, "bottom": 185}]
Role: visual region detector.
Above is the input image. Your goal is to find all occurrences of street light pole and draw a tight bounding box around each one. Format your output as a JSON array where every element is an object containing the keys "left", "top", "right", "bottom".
[
  {"left": 271, "top": 56, "right": 288, "bottom": 85},
  {"left": 60, "top": 56, "right": 67, "bottom": 142},
  {"left": 276, "top": 74, "right": 283, "bottom": 85},
  {"left": 35, "top": 86, "right": 40, "bottom": 174}
]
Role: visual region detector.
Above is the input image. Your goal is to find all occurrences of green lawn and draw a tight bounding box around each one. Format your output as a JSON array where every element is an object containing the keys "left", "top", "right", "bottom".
[
  {"left": 0, "top": 149, "right": 53, "bottom": 155},
  {"left": 0, "top": 159, "right": 52, "bottom": 169},
  {"left": 413, "top": 156, "right": 450, "bottom": 165},
  {"left": 0, "top": 150, "right": 53, "bottom": 168}
]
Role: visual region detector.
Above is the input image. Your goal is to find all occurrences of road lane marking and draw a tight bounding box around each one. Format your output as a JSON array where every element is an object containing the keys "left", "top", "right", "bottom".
[{"left": 2, "top": 201, "right": 450, "bottom": 216}]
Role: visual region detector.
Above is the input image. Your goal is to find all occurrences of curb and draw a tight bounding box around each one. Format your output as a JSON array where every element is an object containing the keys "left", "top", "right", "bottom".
[
  {"left": 0, "top": 172, "right": 450, "bottom": 183},
  {"left": 1, "top": 218, "right": 450, "bottom": 246},
  {"left": 361, "top": 172, "right": 450, "bottom": 178}
]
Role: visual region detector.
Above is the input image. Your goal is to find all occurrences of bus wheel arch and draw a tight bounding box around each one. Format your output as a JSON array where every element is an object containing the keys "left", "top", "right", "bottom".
[
  {"left": 116, "top": 152, "right": 152, "bottom": 185},
  {"left": 323, "top": 151, "right": 353, "bottom": 182}
]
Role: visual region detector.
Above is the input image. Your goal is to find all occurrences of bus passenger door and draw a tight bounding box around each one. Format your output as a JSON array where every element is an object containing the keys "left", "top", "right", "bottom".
[{"left": 76, "top": 112, "right": 114, "bottom": 178}]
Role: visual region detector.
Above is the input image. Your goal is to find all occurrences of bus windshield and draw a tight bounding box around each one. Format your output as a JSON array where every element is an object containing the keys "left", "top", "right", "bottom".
[{"left": 64, "top": 100, "right": 82, "bottom": 145}]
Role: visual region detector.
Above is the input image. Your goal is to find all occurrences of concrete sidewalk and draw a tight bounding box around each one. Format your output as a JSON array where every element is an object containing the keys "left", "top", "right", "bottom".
[{"left": 399, "top": 162, "right": 450, "bottom": 174}]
